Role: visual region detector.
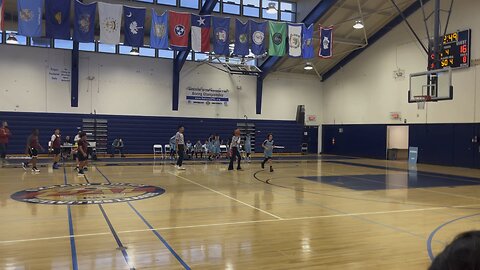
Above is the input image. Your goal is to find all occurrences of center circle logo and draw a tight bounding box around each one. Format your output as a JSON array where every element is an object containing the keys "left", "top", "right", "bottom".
[
  {"left": 273, "top": 33, "right": 283, "bottom": 45},
  {"left": 252, "top": 31, "right": 264, "bottom": 45},
  {"left": 215, "top": 28, "right": 228, "bottom": 43},
  {"left": 11, "top": 183, "right": 165, "bottom": 205},
  {"left": 174, "top": 24, "right": 185, "bottom": 37},
  {"left": 239, "top": 34, "right": 248, "bottom": 44}
]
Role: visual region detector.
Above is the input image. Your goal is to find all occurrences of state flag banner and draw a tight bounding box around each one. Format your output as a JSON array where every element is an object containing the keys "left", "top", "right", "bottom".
[
  {"left": 73, "top": 1, "right": 96, "bottom": 43},
  {"left": 45, "top": 0, "right": 71, "bottom": 39},
  {"left": 268, "top": 21, "right": 286, "bottom": 57},
  {"left": 234, "top": 19, "right": 249, "bottom": 56},
  {"left": 302, "top": 24, "right": 314, "bottom": 59},
  {"left": 0, "top": 0, "right": 5, "bottom": 31},
  {"left": 124, "top": 6, "right": 146, "bottom": 47},
  {"left": 150, "top": 10, "right": 169, "bottom": 49},
  {"left": 288, "top": 23, "right": 302, "bottom": 57},
  {"left": 191, "top": 15, "right": 211, "bottom": 53},
  {"left": 213, "top": 16, "right": 231, "bottom": 55},
  {"left": 319, "top": 25, "right": 333, "bottom": 58},
  {"left": 17, "top": 0, "right": 43, "bottom": 37},
  {"left": 98, "top": 2, "right": 122, "bottom": 45},
  {"left": 169, "top": 11, "right": 190, "bottom": 50},
  {"left": 250, "top": 20, "right": 266, "bottom": 56}
]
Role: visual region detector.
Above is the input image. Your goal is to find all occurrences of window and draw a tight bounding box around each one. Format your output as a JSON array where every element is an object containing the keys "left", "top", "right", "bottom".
[
  {"left": 222, "top": 0, "right": 240, "bottom": 15},
  {"left": 98, "top": 43, "right": 116, "bottom": 54},
  {"left": 54, "top": 39, "right": 73, "bottom": 50},
  {"left": 136, "top": 0, "right": 154, "bottom": 3},
  {"left": 202, "top": 0, "right": 220, "bottom": 12},
  {"left": 158, "top": 49, "right": 174, "bottom": 59},
  {"left": 262, "top": 0, "right": 278, "bottom": 20},
  {"left": 140, "top": 47, "right": 156, "bottom": 57},
  {"left": 195, "top": 52, "right": 208, "bottom": 61},
  {"left": 180, "top": 0, "right": 199, "bottom": 9},
  {"left": 79, "top": 42, "right": 95, "bottom": 52},
  {"left": 280, "top": 1, "right": 296, "bottom": 22},
  {"left": 31, "top": 37, "right": 51, "bottom": 48},
  {"left": 119, "top": 45, "right": 133, "bottom": 55},
  {"left": 243, "top": 0, "right": 260, "bottom": 17},
  {"left": 157, "top": 0, "right": 177, "bottom": 6}
]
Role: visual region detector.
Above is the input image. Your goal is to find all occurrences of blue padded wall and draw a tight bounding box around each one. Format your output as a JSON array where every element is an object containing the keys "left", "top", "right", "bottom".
[
  {"left": 0, "top": 111, "right": 303, "bottom": 154},
  {"left": 323, "top": 123, "right": 480, "bottom": 168}
]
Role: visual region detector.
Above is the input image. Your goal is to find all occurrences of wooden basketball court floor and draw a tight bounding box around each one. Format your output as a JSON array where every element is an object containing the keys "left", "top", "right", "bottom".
[{"left": 1, "top": 156, "right": 480, "bottom": 270}]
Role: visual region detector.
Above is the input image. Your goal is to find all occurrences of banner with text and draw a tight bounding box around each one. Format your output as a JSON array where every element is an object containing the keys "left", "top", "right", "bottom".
[{"left": 186, "top": 87, "right": 230, "bottom": 105}]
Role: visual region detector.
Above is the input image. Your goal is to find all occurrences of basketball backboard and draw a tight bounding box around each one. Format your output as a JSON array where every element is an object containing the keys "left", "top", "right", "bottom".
[{"left": 408, "top": 68, "right": 453, "bottom": 103}]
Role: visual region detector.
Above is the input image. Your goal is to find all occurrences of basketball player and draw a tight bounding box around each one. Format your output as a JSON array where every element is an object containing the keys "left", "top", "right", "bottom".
[
  {"left": 0, "top": 121, "right": 11, "bottom": 166},
  {"left": 23, "top": 129, "right": 44, "bottom": 173},
  {"left": 244, "top": 134, "right": 252, "bottom": 162},
  {"left": 50, "top": 129, "right": 61, "bottom": 169},
  {"left": 175, "top": 126, "right": 186, "bottom": 170},
  {"left": 77, "top": 132, "right": 89, "bottom": 176},
  {"left": 261, "top": 133, "right": 275, "bottom": 172},
  {"left": 228, "top": 129, "right": 242, "bottom": 171}
]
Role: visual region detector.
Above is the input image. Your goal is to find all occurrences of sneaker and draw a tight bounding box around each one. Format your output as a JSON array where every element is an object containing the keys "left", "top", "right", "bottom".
[
  {"left": 32, "top": 167, "right": 40, "bottom": 173},
  {"left": 177, "top": 166, "right": 186, "bottom": 170},
  {"left": 261, "top": 163, "right": 265, "bottom": 169},
  {"left": 228, "top": 168, "right": 234, "bottom": 171},
  {"left": 174, "top": 165, "right": 179, "bottom": 169},
  {"left": 52, "top": 164, "right": 59, "bottom": 170},
  {"left": 74, "top": 166, "right": 79, "bottom": 172},
  {"left": 22, "top": 162, "right": 28, "bottom": 171},
  {"left": 83, "top": 167, "right": 88, "bottom": 171}
]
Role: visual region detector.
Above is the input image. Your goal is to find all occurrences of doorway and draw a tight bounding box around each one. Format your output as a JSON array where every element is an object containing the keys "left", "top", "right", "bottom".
[{"left": 386, "top": 126, "right": 409, "bottom": 160}]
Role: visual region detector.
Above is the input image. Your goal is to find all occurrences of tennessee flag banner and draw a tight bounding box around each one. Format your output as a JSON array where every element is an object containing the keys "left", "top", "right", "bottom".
[
  {"left": 169, "top": 11, "right": 190, "bottom": 50},
  {"left": 319, "top": 25, "right": 333, "bottom": 58},
  {"left": 0, "top": 0, "right": 4, "bottom": 31}
]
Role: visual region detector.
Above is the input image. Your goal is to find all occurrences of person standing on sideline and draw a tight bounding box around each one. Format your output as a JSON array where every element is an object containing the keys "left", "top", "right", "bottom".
[
  {"left": 244, "top": 134, "right": 252, "bottom": 162},
  {"left": 23, "top": 129, "right": 45, "bottom": 173},
  {"left": 175, "top": 126, "right": 186, "bottom": 170},
  {"left": 261, "top": 133, "right": 275, "bottom": 172},
  {"left": 228, "top": 129, "right": 242, "bottom": 171},
  {"left": 0, "top": 121, "right": 12, "bottom": 166},
  {"left": 77, "top": 132, "right": 89, "bottom": 176},
  {"left": 50, "top": 129, "right": 62, "bottom": 169}
]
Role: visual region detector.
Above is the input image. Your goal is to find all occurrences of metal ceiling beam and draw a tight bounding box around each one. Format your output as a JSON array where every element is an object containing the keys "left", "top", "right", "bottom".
[
  {"left": 321, "top": 0, "right": 430, "bottom": 81},
  {"left": 256, "top": 0, "right": 337, "bottom": 115},
  {"left": 172, "top": 0, "right": 219, "bottom": 111}
]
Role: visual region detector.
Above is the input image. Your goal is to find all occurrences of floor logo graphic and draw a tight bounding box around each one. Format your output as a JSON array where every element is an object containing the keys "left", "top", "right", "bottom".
[{"left": 11, "top": 183, "right": 165, "bottom": 205}]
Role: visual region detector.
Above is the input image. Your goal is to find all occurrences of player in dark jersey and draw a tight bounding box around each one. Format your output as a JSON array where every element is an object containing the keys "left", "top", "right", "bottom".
[
  {"left": 0, "top": 121, "right": 12, "bottom": 166},
  {"left": 23, "top": 129, "right": 44, "bottom": 173},
  {"left": 77, "top": 132, "right": 88, "bottom": 176},
  {"left": 50, "top": 128, "right": 61, "bottom": 169}
]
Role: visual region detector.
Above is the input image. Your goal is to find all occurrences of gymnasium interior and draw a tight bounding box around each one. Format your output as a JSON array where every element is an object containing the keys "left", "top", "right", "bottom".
[{"left": 1, "top": 0, "right": 480, "bottom": 269}]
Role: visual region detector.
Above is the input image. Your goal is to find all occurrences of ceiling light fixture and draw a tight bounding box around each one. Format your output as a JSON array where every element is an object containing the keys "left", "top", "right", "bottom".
[
  {"left": 353, "top": 20, "right": 364, "bottom": 29},
  {"left": 304, "top": 62, "right": 314, "bottom": 71},
  {"left": 266, "top": 2, "right": 277, "bottom": 14},
  {"left": 129, "top": 47, "right": 140, "bottom": 56},
  {"left": 6, "top": 33, "right": 19, "bottom": 45}
]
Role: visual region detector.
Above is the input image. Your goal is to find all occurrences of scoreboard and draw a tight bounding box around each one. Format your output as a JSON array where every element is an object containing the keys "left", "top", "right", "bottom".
[{"left": 428, "top": 29, "right": 471, "bottom": 70}]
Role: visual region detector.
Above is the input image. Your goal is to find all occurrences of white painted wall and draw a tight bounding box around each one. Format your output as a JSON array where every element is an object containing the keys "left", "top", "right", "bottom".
[
  {"left": 0, "top": 45, "right": 322, "bottom": 123},
  {"left": 322, "top": 0, "right": 480, "bottom": 124}
]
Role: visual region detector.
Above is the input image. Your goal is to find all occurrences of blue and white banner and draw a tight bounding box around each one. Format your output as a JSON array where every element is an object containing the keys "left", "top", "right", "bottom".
[
  {"left": 45, "top": 0, "right": 71, "bottom": 39},
  {"left": 319, "top": 25, "right": 333, "bottom": 58},
  {"left": 124, "top": 6, "right": 146, "bottom": 47},
  {"left": 186, "top": 87, "right": 230, "bottom": 105},
  {"left": 250, "top": 20, "right": 266, "bottom": 56},
  {"left": 212, "top": 16, "right": 230, "bottom": 56},
  {"left": 233, "top": 19, "right": 249, "bottom": 56},
  {"left": 288, "top": 23, "right": 302, "bottom": 57},
  {"left": 98, "top": 2, "right": 122, "bottom": 45},
  {"left": 150, "top": 10, "right": 169, "bottom": 49},
  {"left": 302, "top": 24, "right": 314, "bottom": 59},
  {"left": 17, "top": 0, "right": 43, "bottom": 37},
  {"left": 74, "top": 1, "right": 96, "bottom": 42}
]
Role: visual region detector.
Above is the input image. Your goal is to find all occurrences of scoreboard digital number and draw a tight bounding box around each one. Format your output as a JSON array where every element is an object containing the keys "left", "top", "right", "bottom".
[{"left": 428, "top": 29, "right": 471, "bottom": 70}]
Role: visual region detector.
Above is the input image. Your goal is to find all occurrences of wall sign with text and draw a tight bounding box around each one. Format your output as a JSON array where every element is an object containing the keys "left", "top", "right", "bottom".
[{"left": 186, "top": 87, "right": 230, "bottom": 105}]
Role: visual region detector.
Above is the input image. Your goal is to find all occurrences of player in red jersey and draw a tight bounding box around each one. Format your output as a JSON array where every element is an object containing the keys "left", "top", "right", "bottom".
[
  {"left": 77, "top": 132, "right": 89, "bottom": 176},
  {"left": 22, "top": 129, "right": 44, "bottom": 173}
]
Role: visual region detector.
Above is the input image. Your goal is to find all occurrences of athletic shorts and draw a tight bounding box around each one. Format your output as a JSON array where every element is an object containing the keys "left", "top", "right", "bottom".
[
  {"left": 78, "top": 153, "right": 88, "bottom": 162},
  {"left": 53, "top": 148, "right": 61, "bottom": 155},
  {"left": 29, "top": 148, "right": 38, "bottom": 158}
]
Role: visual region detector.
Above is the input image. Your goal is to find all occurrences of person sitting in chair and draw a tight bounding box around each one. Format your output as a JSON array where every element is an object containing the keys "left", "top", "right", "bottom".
[{"left": 111, "top": 138, "right": 125, "bottom": 158}]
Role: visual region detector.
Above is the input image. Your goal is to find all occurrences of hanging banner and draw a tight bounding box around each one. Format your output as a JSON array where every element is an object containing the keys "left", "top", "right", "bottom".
[
  {"left": 186, "top": 87, "right": 230, "bottom": 105},
  {"left": 319, "top": 25, "right": 333, "bottom": 58},
  {"left": 288, "top": 23, "right": 302, "bottom": 57}
]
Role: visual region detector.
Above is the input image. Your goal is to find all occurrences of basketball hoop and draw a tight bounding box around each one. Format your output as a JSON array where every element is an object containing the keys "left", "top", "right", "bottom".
[{"left": 413, "top": 95, "right": 431, "bottom": 110}]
